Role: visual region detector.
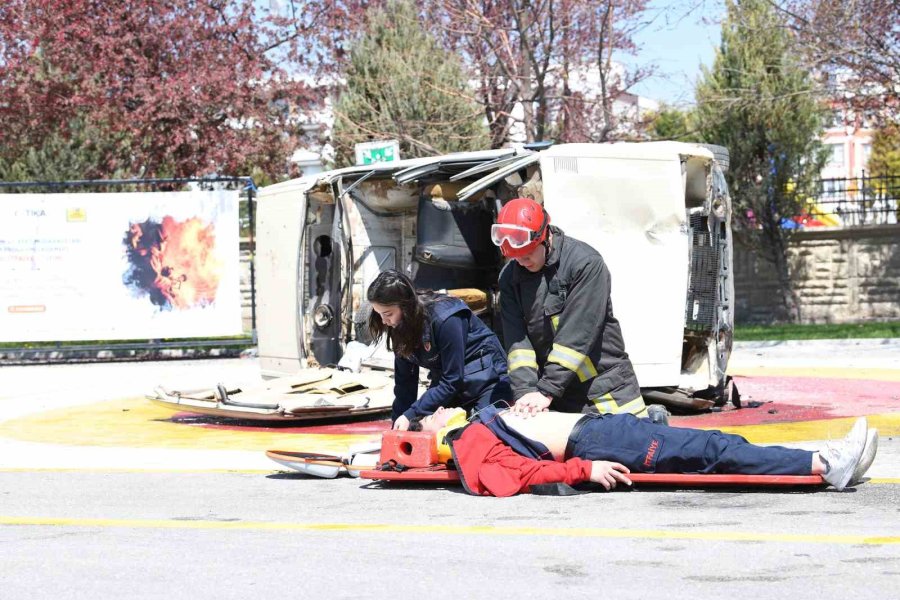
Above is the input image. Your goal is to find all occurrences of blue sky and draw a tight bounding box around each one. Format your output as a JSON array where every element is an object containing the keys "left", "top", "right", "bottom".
[{"left": 626, "top": 1, "right": 724, "bottom": 106}]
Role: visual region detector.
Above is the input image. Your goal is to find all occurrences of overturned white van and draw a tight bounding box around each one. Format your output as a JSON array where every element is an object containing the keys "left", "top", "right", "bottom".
[{"left": 255, "top": 142, "right": 735, "bottom": 408}]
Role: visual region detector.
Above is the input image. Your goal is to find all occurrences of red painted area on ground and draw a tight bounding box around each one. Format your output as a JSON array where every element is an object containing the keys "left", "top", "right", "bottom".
[
  {"left": 170, "top": 412, "right": 392, "bottom": 434},
  {"left": 673, "top": 375, "right": 900, "bottom": 428}
]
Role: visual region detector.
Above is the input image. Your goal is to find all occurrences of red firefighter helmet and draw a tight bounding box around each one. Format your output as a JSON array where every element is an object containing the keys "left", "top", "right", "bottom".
[{"left": 492, "top": 198, "right": 550, "bottom": 258}]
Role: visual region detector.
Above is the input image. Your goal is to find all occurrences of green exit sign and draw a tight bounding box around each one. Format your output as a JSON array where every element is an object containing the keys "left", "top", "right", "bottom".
[{"left": 355, "top": 140, "right": 400, "bottom": 165}]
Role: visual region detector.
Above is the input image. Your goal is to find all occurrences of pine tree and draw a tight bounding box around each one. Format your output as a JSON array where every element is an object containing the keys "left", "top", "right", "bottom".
[
  {"left": 867, "top": 125, "right": 900, "bottom": 213},
  {"left": 0, "top": 118, "right": 132, "bottom": 182},
  {"left": 695, "top": 0, "right": 828, "bottom": 322},
  {"left": 331, "top": 0, "right": 488, "bottom": 166},
  {"left": 868, "top": 125, "right": 900, "bottom": 179},
  {"left": 647, "top": 106, "right": 701, "bottom": 142}
]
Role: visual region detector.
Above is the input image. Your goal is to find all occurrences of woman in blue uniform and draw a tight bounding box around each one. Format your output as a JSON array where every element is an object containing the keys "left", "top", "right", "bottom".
[{"left": 367, "top": 270, "right": 512, "bottom": 430}]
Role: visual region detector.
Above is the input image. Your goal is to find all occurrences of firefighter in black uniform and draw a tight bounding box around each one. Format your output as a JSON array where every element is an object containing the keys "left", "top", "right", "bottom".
[{"left": 491, "top": 197, "right": 649, "bottom": 418}]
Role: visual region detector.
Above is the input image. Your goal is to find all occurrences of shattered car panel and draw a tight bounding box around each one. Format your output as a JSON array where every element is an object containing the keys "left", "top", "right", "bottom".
[
  {"left": 148, "top": 368, "right": 400, "bottom": 421},
  {"left": 255, "top": 142, "right": 735, "bottom": 408}
]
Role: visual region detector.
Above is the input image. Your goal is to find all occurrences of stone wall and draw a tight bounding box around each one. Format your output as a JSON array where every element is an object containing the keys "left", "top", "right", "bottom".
[{"left": 734, "top": 225, "right": 900, "bottom": 324}]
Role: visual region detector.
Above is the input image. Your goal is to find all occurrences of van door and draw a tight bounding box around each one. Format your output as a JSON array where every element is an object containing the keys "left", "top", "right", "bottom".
[
  {"left": 256, "top": 177, "right": 314, "bottom": 377},
  {"left": 307, "top": 209, "right": 342, "bottom": 366}
]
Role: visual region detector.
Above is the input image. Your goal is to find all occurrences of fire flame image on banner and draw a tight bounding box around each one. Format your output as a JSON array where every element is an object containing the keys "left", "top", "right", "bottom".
[{"left": 123, "top": 216, "right": 222, "bottom": 310}]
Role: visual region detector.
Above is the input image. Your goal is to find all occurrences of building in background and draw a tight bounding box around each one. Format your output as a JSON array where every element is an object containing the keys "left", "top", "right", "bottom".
[
  {"left": 820, "top": 105, "right": 874, "bottom": 182},
  {"left": 814, "top": 66, "right": 896, "bottom": 226}
]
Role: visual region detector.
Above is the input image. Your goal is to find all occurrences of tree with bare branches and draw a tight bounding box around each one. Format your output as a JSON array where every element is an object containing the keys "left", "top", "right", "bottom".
[
  {"left": 434, "top": 0, "right": 653, "bottom": 146},
  {"left": 774, "top": 0, "right": 899, "bottom": 120}
]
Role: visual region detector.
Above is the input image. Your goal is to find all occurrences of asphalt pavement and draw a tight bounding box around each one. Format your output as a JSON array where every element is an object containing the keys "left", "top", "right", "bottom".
[{"left": 1, "top": 339, "right": 898, "bottom": 599}]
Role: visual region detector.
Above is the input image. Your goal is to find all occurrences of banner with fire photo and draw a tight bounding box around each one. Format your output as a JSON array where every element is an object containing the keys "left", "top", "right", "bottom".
[{"left": 0, "top": 190, "right": 243, "bottom": 342}]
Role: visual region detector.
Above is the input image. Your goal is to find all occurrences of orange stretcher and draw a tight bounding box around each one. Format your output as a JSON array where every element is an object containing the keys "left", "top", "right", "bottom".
[
  {"left": 358, "top": 467, "right": 824, "bottom": 487},
  {"left": 359, "top": 430, "right": 826, "bottom": 487}
]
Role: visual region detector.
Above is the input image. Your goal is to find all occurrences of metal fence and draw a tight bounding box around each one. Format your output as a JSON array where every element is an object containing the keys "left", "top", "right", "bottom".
[{"left": 813, "top": 173, "right": 900, "bottom": 227}]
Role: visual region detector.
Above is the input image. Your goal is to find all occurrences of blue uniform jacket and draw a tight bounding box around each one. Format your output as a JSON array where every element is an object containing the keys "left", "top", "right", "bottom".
[{"left": 393, "top": 296, "right": 508, "bottom": 421}]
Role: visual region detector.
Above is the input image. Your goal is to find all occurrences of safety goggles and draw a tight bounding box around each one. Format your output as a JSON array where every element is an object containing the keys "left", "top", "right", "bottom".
[{"left": 490, "top": 223, "right": 540, "bottom": 249}]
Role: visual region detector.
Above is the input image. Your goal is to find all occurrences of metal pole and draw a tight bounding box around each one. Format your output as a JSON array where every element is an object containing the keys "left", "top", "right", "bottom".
[
  {"left": 247, "top": 185, "right": 258, "bottom": 342},
  {"left": 0, "top": 176, "right": 249, "bottom": 189}
]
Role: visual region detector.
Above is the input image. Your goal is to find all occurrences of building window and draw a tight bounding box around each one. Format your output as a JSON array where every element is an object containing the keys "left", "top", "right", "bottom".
[
  {"left": 821, "top": 179, "right": 846, "bottom": 197},
  {"left": 828, "top": 144, "right": 845, "bottom": 169}
]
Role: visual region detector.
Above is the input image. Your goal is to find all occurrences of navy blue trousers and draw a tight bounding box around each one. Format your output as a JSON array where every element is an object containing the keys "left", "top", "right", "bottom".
[{"left": 565, "top": 413, "right": 813, "bottom": 475}]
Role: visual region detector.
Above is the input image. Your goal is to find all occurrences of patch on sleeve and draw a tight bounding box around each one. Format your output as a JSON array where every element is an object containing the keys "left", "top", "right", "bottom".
[{"left": 642, "top": 436, "right": 664, "bottom": 472}]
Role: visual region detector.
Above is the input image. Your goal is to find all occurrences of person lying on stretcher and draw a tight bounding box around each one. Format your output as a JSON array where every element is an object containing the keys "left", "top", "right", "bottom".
[{"left": 409, "top": 405, "right": 878, "bottom": 497}]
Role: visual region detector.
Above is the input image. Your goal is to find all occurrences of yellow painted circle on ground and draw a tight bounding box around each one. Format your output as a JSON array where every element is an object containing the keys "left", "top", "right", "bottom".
[
  {"left": 2, "top": 365, "right": 899, "bottom": 451},
  {"left": 714, "top": 413, "right": 900, "bottom": 443},
  {"left": 729, "top": 367, "right": 900, "bottom": 382},
  {"left": 0, "top": 398, "right": 378, "bottom": 454}
]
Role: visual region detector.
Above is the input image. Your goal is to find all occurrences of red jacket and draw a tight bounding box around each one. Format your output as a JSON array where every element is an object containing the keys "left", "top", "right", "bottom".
[{"left": 450, "top": 423, "right": 593, "bottom": 497}]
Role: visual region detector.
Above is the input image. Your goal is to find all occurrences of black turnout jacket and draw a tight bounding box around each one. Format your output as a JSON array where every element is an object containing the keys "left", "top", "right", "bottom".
[{"left": 498, "top": 226, "right": 645, "bottom": 415}]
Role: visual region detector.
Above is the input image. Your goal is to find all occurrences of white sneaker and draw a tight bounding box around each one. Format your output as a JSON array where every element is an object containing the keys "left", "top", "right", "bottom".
[
  {"left": 820, "top": 417, "right": 867, "bottom": 491},
  {"left": 850, "top": 428, "right": 879, "bottom": 485}
]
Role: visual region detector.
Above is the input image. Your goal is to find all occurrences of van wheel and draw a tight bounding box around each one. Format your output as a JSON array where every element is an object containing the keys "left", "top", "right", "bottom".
[{"left": 700, "top": 144, "right": 730, "bottom": 173}]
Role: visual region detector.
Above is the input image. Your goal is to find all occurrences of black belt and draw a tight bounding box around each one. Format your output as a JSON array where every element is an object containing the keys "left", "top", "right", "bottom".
[{"left": 564, "top": 414, "right": 595, "bottom": 461}]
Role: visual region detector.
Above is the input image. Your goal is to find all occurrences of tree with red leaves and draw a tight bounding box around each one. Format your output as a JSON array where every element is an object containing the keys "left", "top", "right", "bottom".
[{"left": 0, "top": 0, "right": 365, "bottom": 180}]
